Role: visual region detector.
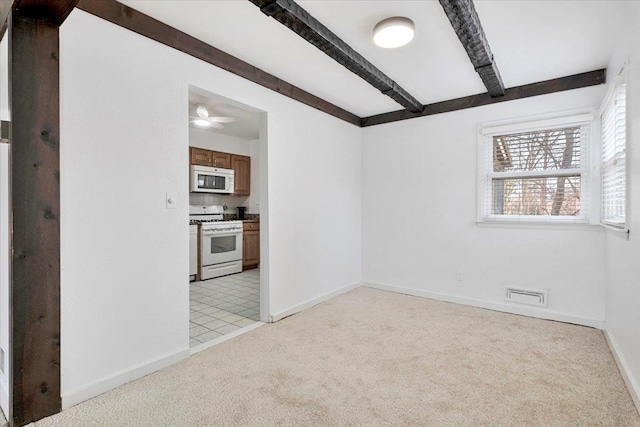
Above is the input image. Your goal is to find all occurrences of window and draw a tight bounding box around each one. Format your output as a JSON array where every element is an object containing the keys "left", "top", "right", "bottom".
[
  {"left": 479, "top": 114, "right": 593, "bottom": 223},
  {"left": 600, "top": 81, "right": 626, "bottom": 228}
]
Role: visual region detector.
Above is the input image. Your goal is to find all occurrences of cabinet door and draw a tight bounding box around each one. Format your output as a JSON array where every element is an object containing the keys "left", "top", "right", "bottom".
[
  {"left": 190, "top": 147, "right": 212, "bottom": 166},
  {"left": 211, "top": 151, "right": 231, "bottom": 169},
  {"left": 243, "top": 230, "right": 260, "bottom": 269},
  {"left": 231, "top": 154, "right": 250, "bottom": 196}
]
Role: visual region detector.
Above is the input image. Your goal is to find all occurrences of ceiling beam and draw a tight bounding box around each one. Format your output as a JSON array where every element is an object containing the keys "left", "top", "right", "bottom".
[
  {"left": 77, "top": 0, "right": 361, "bottom": 126},
  {"left": 1, "top": 0, "right": 77, "bottom": 37},
  {"left": 11, "top": 0, "right": 78, "bottom": 25},
  {"left": 361, "top": 69, "right": 606, "bottom": 127},
  {"left": 76, "top": 1, "right": 606, "bottom": 129},
  {"left": 249, "top": 0, "right": 424, "bottom": 113},
  {"left": 439, "top": 0, "right": 505, "bottom": 97}
]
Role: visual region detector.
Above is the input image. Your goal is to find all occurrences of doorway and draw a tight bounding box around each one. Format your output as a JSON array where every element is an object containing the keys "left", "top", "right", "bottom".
[{"left": 186, "top": 86, "right": 268, "bottom": 351}]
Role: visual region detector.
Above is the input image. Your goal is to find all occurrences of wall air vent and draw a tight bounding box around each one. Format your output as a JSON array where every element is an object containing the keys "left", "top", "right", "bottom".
[{"left": 505, "top": 287, "right": 548, "bottom": 307}]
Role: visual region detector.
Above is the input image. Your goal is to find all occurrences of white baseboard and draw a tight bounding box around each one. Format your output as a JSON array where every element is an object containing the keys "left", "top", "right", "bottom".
[
  {"left": 270, "top": 281, "right": 361, "bottom": 322},
  {"left": 62, "top": 348, "right": 190, "bottom": 409},
  {"left": 363, "top": 282, "right": 604, "bottom": 329},
  {"left": 604, "top": 327, "right": 640, "bottom": 415}
]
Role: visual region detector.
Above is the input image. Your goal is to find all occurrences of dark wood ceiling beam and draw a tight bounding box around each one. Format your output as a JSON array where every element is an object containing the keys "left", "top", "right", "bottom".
[
  {"left": 11, "top": 0, "right": 77, "bottom": 24},
  {"left": 439, "top": 0, "right": 505, "bottom": 97},
  {"left": 1, "top": 0, "right": 77, "bottom": 38},
  {"left": 76, "top": 1, "right": 606, "bottom": 129},
  {"left": 249, "top": 0, "right": 424, "bottom": 113},
  {"left": 76, "top": 0, "right": 361, "bottom": 127},
  {"left": 361, "top": 69, "right": 606, "bottom": 127}
]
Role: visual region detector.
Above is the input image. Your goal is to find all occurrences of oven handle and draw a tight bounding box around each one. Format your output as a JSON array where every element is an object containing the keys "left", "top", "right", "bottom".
[{"left": 202, "top": 229, "right": 242, "bottom": 236}]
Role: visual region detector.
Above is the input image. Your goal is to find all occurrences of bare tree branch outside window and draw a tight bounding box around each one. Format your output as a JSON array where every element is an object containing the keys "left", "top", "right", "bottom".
[{"left": 491, "top": 126, "right": 581, "bottom": 216}]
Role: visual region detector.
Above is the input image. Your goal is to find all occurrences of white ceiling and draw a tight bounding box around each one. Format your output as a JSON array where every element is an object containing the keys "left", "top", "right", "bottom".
[
  {"left": 122, "top": 0, "right": 635, "bottom": 117},
  {"left": 189, "top": 87, "right": 262, "bottom": 140}
]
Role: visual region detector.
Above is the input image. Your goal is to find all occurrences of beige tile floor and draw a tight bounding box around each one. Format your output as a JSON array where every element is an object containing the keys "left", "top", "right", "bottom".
[{"left": 189, "top": 269, "right": 260, "bottom": 347}]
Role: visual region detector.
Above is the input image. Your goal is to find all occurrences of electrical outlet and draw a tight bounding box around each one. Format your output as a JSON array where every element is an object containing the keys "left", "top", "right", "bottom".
[{"left": 456, "top": 270, "right": 463, "bottom": 282}]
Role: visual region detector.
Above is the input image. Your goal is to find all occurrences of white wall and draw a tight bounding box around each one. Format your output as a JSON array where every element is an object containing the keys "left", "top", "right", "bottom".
[
  {"left": 363, "top": 86, "right": 608, "bottom": 327},
  {"left": 0, "top": 34, "right": 9, "bottom": 418},
  {"left": 0, "top": 35, "right": 7, "bottom": 120},
  {"left": 59, "top": 9, "right": 361, "bottom": 407},
  {"left": 603, "top": 4, "right": 640, "bottom": 409}
]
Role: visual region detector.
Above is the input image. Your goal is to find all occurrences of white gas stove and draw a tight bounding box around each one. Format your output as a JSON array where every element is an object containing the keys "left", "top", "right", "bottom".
[{"left": 189, "top": 205, "right": 243, "bottom": 280}]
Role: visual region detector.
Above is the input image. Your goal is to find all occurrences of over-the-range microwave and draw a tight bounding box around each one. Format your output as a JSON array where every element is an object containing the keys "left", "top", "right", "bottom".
[{"left": 190, "top": 165, "right": 235, "bottom": 194}]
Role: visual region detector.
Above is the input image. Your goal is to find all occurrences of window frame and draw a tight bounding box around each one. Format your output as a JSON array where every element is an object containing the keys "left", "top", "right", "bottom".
[
  {"left": 599, "top": 75, "right": 628, "bottom": 231},
  {"left": 477, "top": 111, "right": 598, "bottom": 225}
]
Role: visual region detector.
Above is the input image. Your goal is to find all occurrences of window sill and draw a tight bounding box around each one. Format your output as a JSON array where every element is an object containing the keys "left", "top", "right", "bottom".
[
  {"left": 602, "top": 223, "right": 630, "bottom": 240},
  {"left": 476, "top": 220, "right": 604, "bottom": 232}
]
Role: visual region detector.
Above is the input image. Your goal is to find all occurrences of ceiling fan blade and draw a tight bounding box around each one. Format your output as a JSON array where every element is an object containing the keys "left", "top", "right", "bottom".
[
  {"left": 208, "top": 116, "right": 238, "bottom": 123},
  {"left": 190, "top": 119, "right": 224, "bottom": 129}
]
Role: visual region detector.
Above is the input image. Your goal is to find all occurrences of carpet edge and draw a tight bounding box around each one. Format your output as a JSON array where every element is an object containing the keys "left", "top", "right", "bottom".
[
  {"left": 61, "top": 348, "right": 190, "bottom": 410},
  {"left": 363, "top": 281, "right": 604, "bottom": 329},
  {"left": 604, "top": 327, "right": 640, "bottom": 416},
  {"left": 270, "top": 281, "right": 362, "bottom": 322}
]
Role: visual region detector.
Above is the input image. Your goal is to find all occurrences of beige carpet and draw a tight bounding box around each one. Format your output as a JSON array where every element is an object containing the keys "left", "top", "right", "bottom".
[{"left": 32, "top": 287, "right": 639, "bottom": 426}]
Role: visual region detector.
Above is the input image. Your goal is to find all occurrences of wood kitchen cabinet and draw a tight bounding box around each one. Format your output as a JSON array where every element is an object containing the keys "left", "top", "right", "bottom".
[
  {"left": 211, "top": 151, "right": 231, "bottom": 169},
  {"left": 243, "top": 222, "right": 260, "bottom": 271},
  {"left": 189, "top": 147, "right": 251, "bottom": 196},
  {"left": 190, "top": 147, "right": 212, "bottom": 167},
  {"left": 231, "top": 154, "right": 251, "bottom": 196}
]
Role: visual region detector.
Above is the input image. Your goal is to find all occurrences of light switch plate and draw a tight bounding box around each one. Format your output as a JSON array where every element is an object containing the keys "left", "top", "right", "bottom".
[{"left": 166, "top": 192, "right": 177, "bottom": 209}]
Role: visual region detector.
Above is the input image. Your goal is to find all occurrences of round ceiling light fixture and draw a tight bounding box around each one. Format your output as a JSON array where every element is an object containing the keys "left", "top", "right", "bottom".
[
  {"left": 373, "top": 17, "right": 415, "bottom": 49},
  {"left": 194, "top": 105, "right": 211, "bottom": 127}
]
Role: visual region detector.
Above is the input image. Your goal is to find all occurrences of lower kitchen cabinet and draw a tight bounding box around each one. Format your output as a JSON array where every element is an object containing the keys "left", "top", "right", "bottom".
[{"left": 243, "top": 222, "right": 260, "bottom": 270}]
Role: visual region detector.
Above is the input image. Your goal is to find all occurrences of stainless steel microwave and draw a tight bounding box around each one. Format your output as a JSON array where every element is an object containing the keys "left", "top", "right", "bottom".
[{"left": 190, "top": 165, "right": 234, "bottom": 194}]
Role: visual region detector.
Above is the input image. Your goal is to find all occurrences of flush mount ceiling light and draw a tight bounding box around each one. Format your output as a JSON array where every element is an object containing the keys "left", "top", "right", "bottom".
[{"left": 373, "top": 17, "right": 415, "bottom": 49}]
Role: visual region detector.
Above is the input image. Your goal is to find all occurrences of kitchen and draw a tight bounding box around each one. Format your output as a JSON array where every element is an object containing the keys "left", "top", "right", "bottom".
[{"left": 187, "top": 88, "right": 264, "bottom": 349}]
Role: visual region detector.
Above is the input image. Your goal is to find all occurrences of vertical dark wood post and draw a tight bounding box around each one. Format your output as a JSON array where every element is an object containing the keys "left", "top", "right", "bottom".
[{"left": 9, "top": 11, "right": 61, "bottom": 426}]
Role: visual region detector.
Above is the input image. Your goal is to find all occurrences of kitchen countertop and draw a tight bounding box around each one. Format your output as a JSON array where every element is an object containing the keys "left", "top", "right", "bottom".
[{"left": 189, "top": 218, "right": 260, "bottom": 225}]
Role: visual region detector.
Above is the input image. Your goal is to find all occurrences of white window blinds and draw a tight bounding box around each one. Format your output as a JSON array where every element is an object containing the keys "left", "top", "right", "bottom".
[{"left": 601, "top": 83, "right": 626, "bottom": 227}]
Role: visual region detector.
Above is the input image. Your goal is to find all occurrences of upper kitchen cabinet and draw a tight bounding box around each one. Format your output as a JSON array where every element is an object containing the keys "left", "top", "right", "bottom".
[
  {"left": 211, "top": 151, "right": 231, "bottom": 169},
  {"left": 190, "top": 147, "right": 212, "bottom": 167},
  {"left": 232, "top": 155, "right": 251, "bottom": 196}
]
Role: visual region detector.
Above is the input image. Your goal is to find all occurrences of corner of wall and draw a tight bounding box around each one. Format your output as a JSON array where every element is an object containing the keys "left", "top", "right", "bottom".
[{"left": 604, "top": 327, "right": 640, "bottom": 414}]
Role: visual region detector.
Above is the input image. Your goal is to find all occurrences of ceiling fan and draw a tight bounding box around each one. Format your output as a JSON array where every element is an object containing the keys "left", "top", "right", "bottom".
[{"left": 190, "top": 105, "right": 238, "bottom": 129}]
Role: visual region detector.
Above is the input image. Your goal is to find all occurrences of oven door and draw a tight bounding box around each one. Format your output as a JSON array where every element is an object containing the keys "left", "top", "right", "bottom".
[{"left": 201, "top": 229, "right": 243, "bottom": 266}]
